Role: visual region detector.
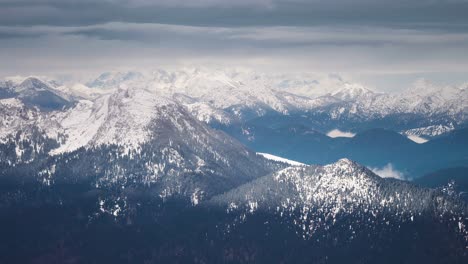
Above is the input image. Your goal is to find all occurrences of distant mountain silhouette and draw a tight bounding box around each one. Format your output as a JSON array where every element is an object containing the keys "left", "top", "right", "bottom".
[
  {"left": 221, "top": 125, "right": 468, "bottom": 178},
  {"left": 415, "top": 167, "right": 468, "bottom": 200}
]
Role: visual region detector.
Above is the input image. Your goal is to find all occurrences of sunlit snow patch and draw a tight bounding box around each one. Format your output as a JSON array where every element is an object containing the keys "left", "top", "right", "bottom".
[
  {"left": 406, "top": 135, "right": 428, "bottom": 144},
  {"left": 257, "top": 153, "right": 304, "bottom": 166},
  {"left": 326, "top": 129, "right": 355, "bottom": 138}
]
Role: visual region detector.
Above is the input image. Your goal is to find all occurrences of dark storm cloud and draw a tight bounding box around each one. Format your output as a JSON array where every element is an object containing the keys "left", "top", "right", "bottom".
[{"left": 1, "top": 0, "right": 468, "bottom": 32}]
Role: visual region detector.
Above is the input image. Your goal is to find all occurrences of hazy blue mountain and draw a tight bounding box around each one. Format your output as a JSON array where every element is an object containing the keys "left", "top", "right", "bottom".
[
  {"left": 415, "top": 167, "right": 468, "bottom": 201},
  {"left": 220, "top": 123, "right": 468, "bottom": 177}
]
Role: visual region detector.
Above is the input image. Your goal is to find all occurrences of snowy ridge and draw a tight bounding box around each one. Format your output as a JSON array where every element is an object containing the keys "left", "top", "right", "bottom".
[
  {"left": 85, "top": 68, "right": 317, "bottom": 117},
  {"left": 0, "top": 86, "right": 175, "bottom": 155},
  {"left": 0, "top": 97, "right": 61, "bottom": 145},
  {"left": 303, "top": 80, "right": 468, "bottom": 127},
  {"left": 402, "top": 123, "right": 455, "bottom": 138},
  {"left": 0, "top": 69, "right": 330, "bottom": 154},
  {"left": 211, "top": 159, "right": 468, "bottom": 240},
  {"left": 52, "top": 87, "right": 173, "bottom": 154},
  {"left": 0, "top": 76, "right": 183, "bottom": 154},
  {"left": 85, "top": 69, "right": 467, "bottom": 127},
  {"left": 8, "top": 87, "right": 281, "bottom": 202}
]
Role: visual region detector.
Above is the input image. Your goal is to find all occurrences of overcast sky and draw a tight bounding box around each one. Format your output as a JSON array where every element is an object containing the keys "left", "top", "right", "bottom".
[{"left": 1, "top": 0, "right": 468, "bottom": 91}]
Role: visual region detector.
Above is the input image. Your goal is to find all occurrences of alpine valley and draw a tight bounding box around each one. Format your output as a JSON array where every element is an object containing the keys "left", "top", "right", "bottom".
[{"left": 1, "top": 68, "right": 468, "bottom": 263}]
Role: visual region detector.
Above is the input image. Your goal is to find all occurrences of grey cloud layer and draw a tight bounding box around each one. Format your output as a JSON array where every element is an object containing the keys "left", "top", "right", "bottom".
[
  {"left": 1, "top": 0, "right": 468, "bottom": 31},
  {"left": 0, "top": 0, "right": 467, "bottom": 90},
  {"left": 1, "top": 23, "right": 467, "bottom": 72},
  {"left": 4, "top": 22, "right": 468, "bottom": 48}
]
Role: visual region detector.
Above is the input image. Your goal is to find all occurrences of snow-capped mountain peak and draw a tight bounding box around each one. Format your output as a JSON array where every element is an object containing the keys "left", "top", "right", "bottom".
[
  {"left": 0, "top": 76, "right": 71, "bottom": 111},
  {"left": 16, "top": 77, "right": 54, "bottom": 92},
  {"left": 325, "top": 158, "right": 361, "bottom": 173},
  {"left": 48, "top": 86, "right": 175, "bottom": 154},
  {"left": 330, "top": 83, "right": 375, "bottom": 101}
]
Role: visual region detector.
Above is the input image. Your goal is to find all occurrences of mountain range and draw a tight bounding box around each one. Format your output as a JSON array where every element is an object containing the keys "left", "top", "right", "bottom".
[
  {"left": 1, "top": 69, "right": 468, "bottom": 263},
  {"left": 0, "top": 79, "right": 281, "bottom": 202}
]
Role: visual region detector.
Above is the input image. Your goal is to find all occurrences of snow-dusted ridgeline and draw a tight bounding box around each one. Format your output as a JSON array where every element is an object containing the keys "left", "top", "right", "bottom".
[
  {"left": 210, "top": 159, "right": 468, "bottom": 241},
  {"left": 0, "top": 69, "right": 467, "bottom": 156}
]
